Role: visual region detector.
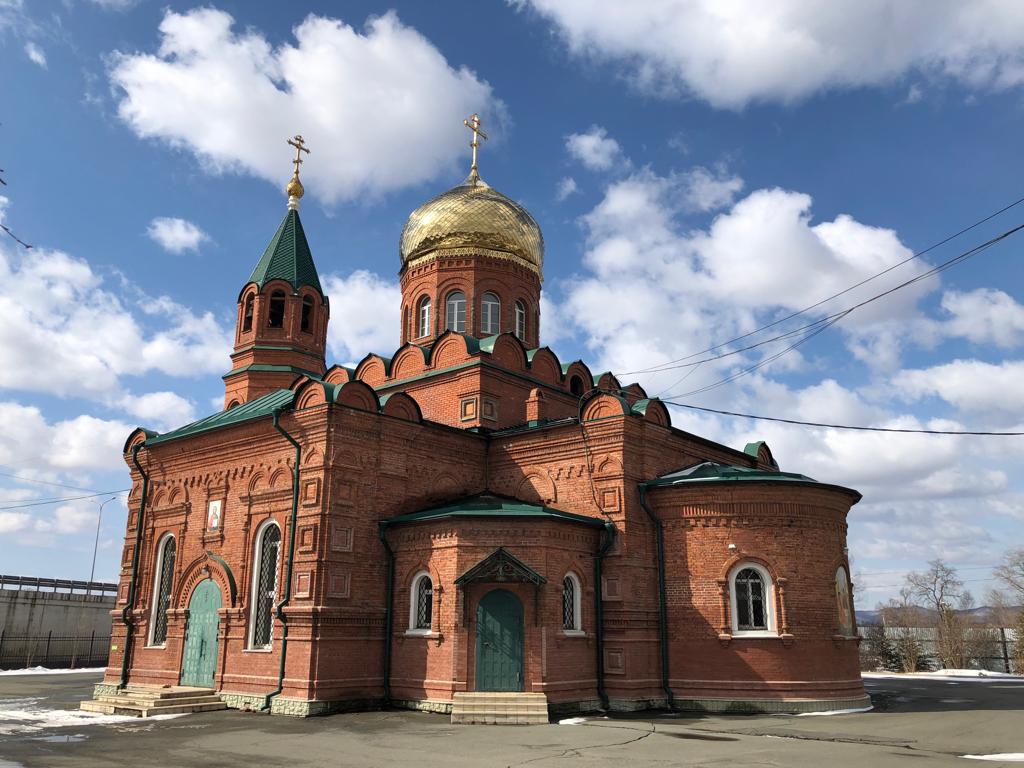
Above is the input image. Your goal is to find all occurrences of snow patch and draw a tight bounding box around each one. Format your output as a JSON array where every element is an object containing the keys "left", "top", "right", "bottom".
[
  {"left": 0, "top": 698, "right": 184, "bottom": 735},
  {"left": 0, "top": 667, "right": 105, "bottom": 676},
  {"left": 558, "top": 717, "right": 589, "bottom": 725},
  {"left": 962, "top": 755, "right": 1024, "bottom": 762},
  {"left": 864, "top": 671, "right": 1023, "bottom": 682},
  {"left": 793, "top": 706, "right": 873, "bottom": 716}
]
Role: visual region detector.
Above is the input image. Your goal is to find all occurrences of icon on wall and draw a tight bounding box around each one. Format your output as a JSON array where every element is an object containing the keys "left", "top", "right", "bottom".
[{"left": 207, "top": 499, "right": 223, "bottom": 531}]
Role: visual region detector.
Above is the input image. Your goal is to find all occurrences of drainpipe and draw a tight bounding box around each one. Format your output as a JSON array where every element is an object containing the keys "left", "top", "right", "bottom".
[
  {"left": 119, "top": 444, "right": 149, "bottom": 689},
  {"left": 594, "top": 521, "right": 616, "bottom": 711},
  {"left": 638, "top": 483, "right": 675, "bottom": 709},
  {"left": 264, "top": 408, "right": 301, "bottom": 712},
  {"left": 378, "top": 522, "right": 395, "bottom": 705}
]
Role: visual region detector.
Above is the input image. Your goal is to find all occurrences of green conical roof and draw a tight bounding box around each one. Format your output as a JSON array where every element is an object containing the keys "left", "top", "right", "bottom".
[{"left": 248, "top": 209, "right": 322, "bottom": 294}]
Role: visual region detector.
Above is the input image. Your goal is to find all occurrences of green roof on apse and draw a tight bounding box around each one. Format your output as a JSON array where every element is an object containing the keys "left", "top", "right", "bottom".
[
  {"left": 248, "top": 209, "right": 322, "bottom": 294},
  {"left": 146, "top": 389, "right": 296, "bottom": 445},
  {"left": 644, "top": 461, "right": 861, "bottom": 501},
  {"left": 379, "top": 493, "right": 606, "bottom": 528}
]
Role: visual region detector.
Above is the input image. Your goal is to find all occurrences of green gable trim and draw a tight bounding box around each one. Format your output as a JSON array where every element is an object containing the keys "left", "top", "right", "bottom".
[
  {"left": 248, "top": 209, "right": 322, "bottom": 294},
  {"left": 222, "top": 363, "right": 323, "bottom": 381},
  {"left": 146, "top": 389, "right": 295, "bottom": 446},
  {"left": 379, "top": 493, "right": 605, "bottom": 529}
]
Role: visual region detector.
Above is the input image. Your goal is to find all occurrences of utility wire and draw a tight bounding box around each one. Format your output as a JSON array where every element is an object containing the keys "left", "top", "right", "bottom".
[
  {"left": 661, "top": 401, "right": 1024, "bottom": 436},
  {"left": 0, "top": 490, "right": 128, "bottom": 511},
  {"left": 619, "top": 194, "right": 1024, "bottom": 377},
  {"left": 660, "top": 222, "right": 1024, "bottom": 399},
  {"left": 0, "top": 469, "right": 112, "bottom": 494}
]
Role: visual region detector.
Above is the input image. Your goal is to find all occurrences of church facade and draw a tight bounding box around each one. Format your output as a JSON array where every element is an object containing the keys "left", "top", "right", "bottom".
[{"left": 96, "top": 128, "right": 866, "bottom": 718}]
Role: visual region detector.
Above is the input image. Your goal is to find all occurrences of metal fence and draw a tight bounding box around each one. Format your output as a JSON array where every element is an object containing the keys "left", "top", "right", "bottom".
[
  {"left": 0, "top": 631, "right": 110, "bottom": 671},
  {"left": 0, "top": 574, "right": 118, "bottom": 597},
  {"left": 860, "top": 625, "right": 1020, "bottom": 673}
]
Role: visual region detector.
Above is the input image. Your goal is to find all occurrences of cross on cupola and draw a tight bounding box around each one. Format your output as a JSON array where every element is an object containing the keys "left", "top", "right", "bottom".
[
  {"left": 463, "top": 113, "right": 488, "bottom": 184},
  {"left": 285, "top": 134, "right": 310, "bottom": 210}
]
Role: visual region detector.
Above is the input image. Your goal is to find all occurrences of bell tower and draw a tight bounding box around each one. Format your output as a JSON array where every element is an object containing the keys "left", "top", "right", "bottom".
[{"left": 223, "top": 135, "right": 329, "bottom": 408}]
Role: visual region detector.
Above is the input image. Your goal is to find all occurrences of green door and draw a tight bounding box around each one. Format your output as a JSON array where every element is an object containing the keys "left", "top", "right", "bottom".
[
  {"left": 476, "top": 589, "right": 524, "bottom": 692},
  {"left": 180, "top": 579, "right": 221, "bottom": 688}
]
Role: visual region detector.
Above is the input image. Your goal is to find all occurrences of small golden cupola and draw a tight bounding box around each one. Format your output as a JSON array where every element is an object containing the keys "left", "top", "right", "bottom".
[{"left": 398, "top": 115, "right": 544, "bottom": 349}]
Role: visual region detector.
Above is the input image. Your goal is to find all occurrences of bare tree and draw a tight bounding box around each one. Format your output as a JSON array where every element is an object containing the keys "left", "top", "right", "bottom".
[
  {"left": 879, "top": 588, "right": 928, "bottom": 672},
  {"left": 905, "top": 560, "right": 983, "bottom": 669},
  {"left": 906, "top": 559, "right": 964, "bottom": 611},
  {"left": 994, "top": 548, "right": 1024, "bottom": 601}
]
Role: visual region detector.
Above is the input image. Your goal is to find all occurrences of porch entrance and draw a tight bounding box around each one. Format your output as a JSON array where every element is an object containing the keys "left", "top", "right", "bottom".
[
  {"left": 475, "top": 588, "right": 523, "bottom": 692},
  {"left": 180, "top": 578, "right": 221, "bottom": 688}
]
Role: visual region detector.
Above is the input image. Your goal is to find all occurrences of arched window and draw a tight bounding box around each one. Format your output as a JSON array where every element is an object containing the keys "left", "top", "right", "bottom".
[
  {"left": 242, "top": 294, "right": 254, "bottom": 333},
  {"left": 730, "top": 564, "right": 774, "bottom": 634},
  {"left": 836, "top": 566, "right": 854, "bottom": 635},
  {"left": 481, "top": 292, "right": 500, "bottom": 335},
  {"left": 148, "top": 534, "right": 176, "bottom": 646},
  {"left": 562, "top": 572, "right": 582, "bottom": 633},
  {"left": 408, "top": 571, "right": 433, "bottom": 632},
  {"left": 515, "top": 300, "right": 526, "bottom": 341},
  {"left": 569, "top": 375, "right": 585, "bottom": 397},
  {"left": 268, "top": 290, "right": 286, "bottom": 329},
  {"left": 249, "top": 522, "right": 281, "bottom": 649},
  {"left": 300, "top": 295, "right": 314, "bottom": 333},
  {"left": 445, "top": 291, "right": 466, "bottom": 333},
  {"left": 417, "top": 296, "right": 431, "bottom": 339}
]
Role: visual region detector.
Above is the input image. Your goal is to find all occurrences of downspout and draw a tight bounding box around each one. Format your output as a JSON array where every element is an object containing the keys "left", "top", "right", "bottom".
[
  {"left": 264, "top": 408, "right": 301, "bottom": 711},
  {"left": 378, "top": 522, "right": 394, "bottom": 705},
  {"left": 638, "top": 483, "right": 674, "bottom": 708},
  {"left": 594, "top": 521, "right": 616, "bottom": 711},
  {"left": 119, "top": 444, "right": 150, "bottom": 689}
]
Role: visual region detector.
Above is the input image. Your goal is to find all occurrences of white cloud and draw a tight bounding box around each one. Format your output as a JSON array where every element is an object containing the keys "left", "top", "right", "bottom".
[
  {"left": 118, "top": 391, "right": 196, "bottom": 431},
  {"left": 555, "top": 176, "right": 578, "bottom": 201},
  {"left": 566, "top": 126, "right": 623, "bottom": 171},
  {"left": 679, "top": 166, "right": 744, "bottom": 212},
  {"left": 0, "top": 512, "right": 31, "bottom": 534},
  {"left": 940, "top": 288, "right": 1024, "bottom": 348},
  {"left": 517, "top": 0, "right": 1024, "bottom": 108},
  {"left": 109, "top": 8, "right": 497, "bottom": 203},
  {"left": 322, "top": 270, "right": 400, "bottom": 364},
  {"left": 0, "top": 242, "right": 231, "bottom": 402},
  {"left": 23, "top": 41, "right": 45, "bottom": 68},
  {"left": 146, "top": 217, "right": 209, "bottom": 254},
  {"left": 88, "top": 0, "right": 140, "bottom": 10},
  {"left": 893, "top": 359, "right": 1024, "bottom": 421}
]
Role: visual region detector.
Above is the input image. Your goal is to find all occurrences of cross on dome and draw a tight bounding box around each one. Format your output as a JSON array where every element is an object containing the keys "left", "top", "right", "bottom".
[
  {"left": 463, "top": 114, "right": 488, "bottom": 184},
  {"left": 285, "top": 134, "right": 310, "bottom": 209}
]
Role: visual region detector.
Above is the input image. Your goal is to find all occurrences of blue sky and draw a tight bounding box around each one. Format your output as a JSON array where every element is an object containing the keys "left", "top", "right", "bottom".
[{"left": 2, "top": 0, "right": 1023, "bottom": 607}]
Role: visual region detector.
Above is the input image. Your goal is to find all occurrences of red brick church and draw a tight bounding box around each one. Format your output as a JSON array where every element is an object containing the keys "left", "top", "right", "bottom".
[{"left": 91, "top": 125, "right": 866, "bottom": 720}]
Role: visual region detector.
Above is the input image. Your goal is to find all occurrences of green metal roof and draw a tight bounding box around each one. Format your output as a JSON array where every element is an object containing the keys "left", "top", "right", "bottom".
[
  {"left": 644, "top": 460, "right": 861, "bottom": 500},
  {"left": 379, "top": 493, "right": 606, "bottom": 528},
  {"left": 248, "top": 209, "right": 322, "bottom": 294},
  {"left": 146, "top": 389, "right": 295, "bottom": 445}
]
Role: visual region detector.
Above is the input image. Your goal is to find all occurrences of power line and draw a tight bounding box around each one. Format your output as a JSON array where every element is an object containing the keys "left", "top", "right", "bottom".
[
  {"left": 619, "top": 193, "right": 1024, "bottom": 378},
  {"left": 0, "top": 469, "right": 110, "bottom": 494},
  {"left": 0, "top": 490, "right": 128, "bottom": 511},
  {"left": 659, "top": 222, "right": 1024, "bottom": 399},
  {"left": 858, "top": 577, "right": 996, "bottom": 591},
  {"left": 661, "top": 401, "right": 1024, "bottom": 436}
]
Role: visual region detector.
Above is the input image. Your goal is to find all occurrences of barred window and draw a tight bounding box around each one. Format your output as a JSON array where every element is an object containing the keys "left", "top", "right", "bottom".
[
  {"left": 445, "top": 291, "right": 466, "bottom": 333},
  {"left": 250, "top": 522, "right": 281, "bottom": 648},
  {"left": 562, "top": 574, "right": 581, "bottom": 631},
  {"left": 149, "top": 535, "right": 176, "bottom": 646},
  {"left": 410, "top": 572, "right": 433, "bottom": 631},
  {"left": 481, "top": 292, "right": 500, "bottom": 335},
  {"left": 732, "top": 566, "right": 771, "bottom": 632}
]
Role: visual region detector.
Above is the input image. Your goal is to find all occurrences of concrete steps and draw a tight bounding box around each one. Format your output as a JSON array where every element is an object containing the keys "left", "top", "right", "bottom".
[
  {"left": 451, "top": 692, "right": 549, "bottom": 725},
  {"left": 80, "top": 684, "right": 227, "bottom": 718}
]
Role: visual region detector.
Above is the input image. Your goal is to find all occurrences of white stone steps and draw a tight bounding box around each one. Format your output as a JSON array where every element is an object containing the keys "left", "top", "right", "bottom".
[
  {"left": 80, "top": 684, "right": 227, "bottom": 718},
  {"left": 451, "top": 692, "right": 549, "bottom": 725}
]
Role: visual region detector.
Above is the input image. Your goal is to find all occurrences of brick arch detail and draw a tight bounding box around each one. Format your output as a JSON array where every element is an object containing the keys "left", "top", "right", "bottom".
[{"left": 174, "top": 553, "right": 236, "bottom": 610}]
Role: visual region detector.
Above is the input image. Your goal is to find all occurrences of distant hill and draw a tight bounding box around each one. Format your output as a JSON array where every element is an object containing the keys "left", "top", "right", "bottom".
[{"left": 857, "top": 605, "right": 1021, "bottom": 626}]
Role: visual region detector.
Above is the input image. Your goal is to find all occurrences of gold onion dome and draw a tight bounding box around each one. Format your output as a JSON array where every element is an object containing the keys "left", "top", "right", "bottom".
[
  {"left": 399, "top": 175, "right": 544, "bottom": 275},
  {"left": 286, "top": 174, "right": 304, "bottom": 200}
]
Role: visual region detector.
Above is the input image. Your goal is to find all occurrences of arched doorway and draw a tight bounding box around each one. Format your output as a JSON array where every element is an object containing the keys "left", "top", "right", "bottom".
[
  {"left": 180, "top": 579, "right": 222, "bottom": 688},
  {"left": 475, "top": 589, "right": 524, "bottom": 692}
]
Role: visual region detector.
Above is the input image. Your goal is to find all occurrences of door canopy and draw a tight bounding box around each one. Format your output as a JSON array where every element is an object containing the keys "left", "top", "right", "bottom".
[{"left": 456, "top": 548, "right": 546, "bottom": 586}]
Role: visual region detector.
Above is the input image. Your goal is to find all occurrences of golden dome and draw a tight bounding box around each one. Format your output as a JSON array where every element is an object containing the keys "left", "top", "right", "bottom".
[
  {"left": 286, "top": 174, "right": 305, "bottom": 200},
  {"left": 400, "top": 176, "right": 544, "bottom": 275}
]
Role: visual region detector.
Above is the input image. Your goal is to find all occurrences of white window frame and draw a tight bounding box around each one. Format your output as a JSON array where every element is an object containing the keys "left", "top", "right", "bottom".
[
  {"left": 417, "top": 296, "right": 431, "bottom": 339},
  {"left": 562, "top": 572, "right": 584, "bottom": 636},
  {"left": 146, "top": 533, "right": 175, "bottom": 647},
  {"left": 514, "top": 300, "right": 526, "bottom": 341},
  {"left": 445, "top": 291, "right": 466, "bottom": 333},
  {"left": 729, "top": 562, "right": 776, "bottom": 637},
  {"left": 247, "top": 519, "right": 282, "bottom": 651},
  {"left": 407, "top": 571, "right": 434, "bottom": 636},
  {"left": 481, "top": 292, "right": 501, "bottom": 335}
]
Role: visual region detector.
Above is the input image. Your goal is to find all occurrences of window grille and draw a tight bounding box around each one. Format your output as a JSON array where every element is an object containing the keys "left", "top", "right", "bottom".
[
  {"left": 734, "top": 568, "right": 767, "bottom": 630},
  {"left": 481, "top": 293, "right": 500, "bottom": 335},
  {"left": 445, "top": 292, "right": 466, "bottom": 333},
  {"left": 415, "top": 576, "right": 433, "bottom": 630},
  {"left": 252, "top": 524, "right": 281, "bottom": 647},
  {"left": 151, "top": 537, "right": 176, "bottom": 645},
  {"left": 562, "top": 576, "right": 576, "bottom": 630}
]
